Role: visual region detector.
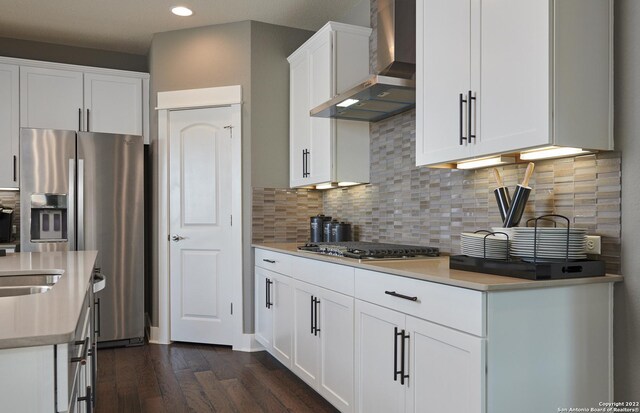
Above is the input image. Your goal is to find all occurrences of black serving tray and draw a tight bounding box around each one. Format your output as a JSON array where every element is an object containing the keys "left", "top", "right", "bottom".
[{"left": 449, "top": 255, "right": 606, "bottom": 280}]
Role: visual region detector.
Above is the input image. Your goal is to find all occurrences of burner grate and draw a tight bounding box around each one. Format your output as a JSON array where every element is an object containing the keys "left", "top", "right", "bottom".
[{"left": 298, "top": 242, "right": 439, "bottom": 259}]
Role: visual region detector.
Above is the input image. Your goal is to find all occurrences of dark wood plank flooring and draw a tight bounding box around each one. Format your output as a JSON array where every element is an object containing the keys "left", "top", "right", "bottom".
[{"left": 95, "top": 343, "right": 340, "bottom": 413}]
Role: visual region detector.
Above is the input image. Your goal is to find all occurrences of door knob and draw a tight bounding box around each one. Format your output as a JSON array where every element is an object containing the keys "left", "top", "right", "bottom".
[{"left": 172, "top": 235, "right": 186, "bottom": 242}]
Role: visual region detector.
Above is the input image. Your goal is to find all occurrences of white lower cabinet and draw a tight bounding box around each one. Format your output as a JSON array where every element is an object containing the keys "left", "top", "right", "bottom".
[
  {"left": 405, "top": 315, "right": 484, "bottom": 413},
  {"left": 255, "top": 266, "right": 274, "bottom": 351},
  {"left": 254, "top": 248, "right": 615, "bottom": 413},
  {"left": 354, "top": 300, "right": 484, "bottom": 413},
  {"left": 292, "top": 279, "right": 354, "bottom": 412},
  {"left": 354, "top": 300, "right": 406, "bottom": 413},
  {"left": 254, "top": 264, "right": 294, "bottom": 368}
]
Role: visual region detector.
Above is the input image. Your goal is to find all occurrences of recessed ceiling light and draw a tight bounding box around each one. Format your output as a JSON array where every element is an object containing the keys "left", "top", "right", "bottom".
[{"left": 171, "top": 6, "right": 193, "bottom": 16}]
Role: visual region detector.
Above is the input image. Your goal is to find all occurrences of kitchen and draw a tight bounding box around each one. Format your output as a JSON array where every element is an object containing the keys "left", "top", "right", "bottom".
[{"left": 0, "top": 0, "right": 638, "bottom": 412}]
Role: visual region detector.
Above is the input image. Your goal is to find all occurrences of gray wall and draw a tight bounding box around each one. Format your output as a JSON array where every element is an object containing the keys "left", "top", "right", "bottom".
[
  {"left": 0, "top": 36, "right": 147, "bottom": 72},
  {"left": 615, "top": 0, "right": 640, "bottom": 401},
  {"left": 149, "top": 21, "right": 311, "bottom": 331}
]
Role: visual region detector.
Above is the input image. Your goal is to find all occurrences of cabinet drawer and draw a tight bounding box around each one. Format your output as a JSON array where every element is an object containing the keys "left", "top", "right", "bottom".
[
  {"left": 355, "top": 269, "right": 485, "bottom": 336},
  {"left": 291, "top": 255, "right": 355, "bottom": 296},
  {"left": 255, "top": 249, "right": 292, "bottom": 275}
]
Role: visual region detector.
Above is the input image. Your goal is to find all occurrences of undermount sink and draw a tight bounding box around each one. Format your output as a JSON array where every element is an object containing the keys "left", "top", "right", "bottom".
[{"left": 0, "top": 273, "right": 62, "bottom": 297}]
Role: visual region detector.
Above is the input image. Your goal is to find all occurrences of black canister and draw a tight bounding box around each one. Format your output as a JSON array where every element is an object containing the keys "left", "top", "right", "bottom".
[
  {"left": 332, "top": 222, "right": 352, "bottom": 242},
  {"left": 324, "top": 220, "right": 337, "bottom": 242},
  {"left": 310, "top": 215, "right": 331, "bottom": 242}
]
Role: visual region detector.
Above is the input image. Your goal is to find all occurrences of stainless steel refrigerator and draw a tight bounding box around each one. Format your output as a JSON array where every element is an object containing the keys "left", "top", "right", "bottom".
[{"left": 20, "top": 128, "right": 144, "bottom": 347}]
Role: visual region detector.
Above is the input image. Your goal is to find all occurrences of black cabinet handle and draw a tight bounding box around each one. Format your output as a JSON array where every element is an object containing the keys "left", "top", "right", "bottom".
[
  {"left": 314, "top": 297, "right": 320, "bottom": 336},
  {"left": 400, "top": 330, "right": 409, "bottom": 385},
  {"left": 310, "top": 296, "right": 315, "bottom": 334},
  {"left": 78, "top": 108, "right": 82, "bottom": 131},
  {"left": 262, "top": 259, "right": 276, "bottom": 264},
  {"left": 305, "top": 150, "right": 310, "bottom": 177},
  {"left": 87, "top": 108, "right": 90, "bottom": 132},
  {"left": 468, "top": 90, "right": 476, "bottom": 143},
  {"left": 95, "top": 298, "right": 101, "bottom": 337},
  {"left": 266, "top": 279, "right": 273, "bottom": 309},
  {"left": 12, "top": 155, "right": 16, "bottom": 182},
  {"left": 77, "top": 385, "right": 93, "bottom": 413},
  {"left": 393, "top": 327, "right": 397, "bottom": 381},
  {"left": 302, "top": 149, "right": 308, "bottom": 178},
  {"left": 393, "top": 327, "right": 410, "bottom": 385},
  {"left": 72, "top": 337, "right": 90, "bottom": 365},
  {"left": 385, "top": 290, "right": 418, "bottom": 301},
  {"left": 459, "top": 93, "right": 467, "bottom": 145}
]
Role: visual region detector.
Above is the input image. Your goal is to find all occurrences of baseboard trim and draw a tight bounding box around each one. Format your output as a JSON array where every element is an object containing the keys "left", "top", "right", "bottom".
[
  {"left": 233, "top": 334, "right": 264, "bottom": 352},
  {"left": 148, "top": 326, "right": 171, "bottom": 345}
]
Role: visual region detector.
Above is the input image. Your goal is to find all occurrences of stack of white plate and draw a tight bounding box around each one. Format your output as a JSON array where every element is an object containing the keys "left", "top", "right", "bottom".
[
  {"left": 461, "top": 232, "right": 510, "bottom": 260},
  {"left": 511, "top": 227, "right": 587, "bottom": 261}
]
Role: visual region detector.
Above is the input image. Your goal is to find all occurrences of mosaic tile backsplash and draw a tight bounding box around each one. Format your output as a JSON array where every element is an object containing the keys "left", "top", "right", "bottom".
[
  {"left": 252, "top": 188, "right": 323, "bottom": 244},
  {"left": 0, "top": 191, "right": 19, "bottom": 243},
  {"left": 322, "top": 109, "right": 621, "bottom": 274}
]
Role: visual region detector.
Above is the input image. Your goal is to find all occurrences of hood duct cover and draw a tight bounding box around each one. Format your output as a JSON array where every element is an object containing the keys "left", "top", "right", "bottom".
[{"left": 311, "top": 0, "right": 416, "bottom": 122}]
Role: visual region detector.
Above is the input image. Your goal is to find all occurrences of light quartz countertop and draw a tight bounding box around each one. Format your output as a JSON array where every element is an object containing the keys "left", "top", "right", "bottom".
[
  {"left": 253, "top": 243, "right": 623, "bottom": 291},
  {"left": 0, "top": 251, "right": 97, "bottom": 349}
]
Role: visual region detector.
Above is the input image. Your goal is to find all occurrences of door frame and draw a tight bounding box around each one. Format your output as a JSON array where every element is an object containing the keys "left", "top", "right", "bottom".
[{"left": 155, "top": 86, "right": 244, "bottom": 348}]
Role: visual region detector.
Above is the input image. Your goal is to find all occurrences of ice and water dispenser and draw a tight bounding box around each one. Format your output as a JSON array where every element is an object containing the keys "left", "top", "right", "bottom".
[{"left": 30, "top": 194, "right": 68, "bottom": 242}]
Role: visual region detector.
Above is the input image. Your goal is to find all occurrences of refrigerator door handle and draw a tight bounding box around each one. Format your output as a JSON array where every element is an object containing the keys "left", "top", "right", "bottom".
[
  {"left": 68, "top": 159, "right": 76, "bottom": 250},
  {"left": 78, "top": 159, "right": 85, "bottom": 251}
]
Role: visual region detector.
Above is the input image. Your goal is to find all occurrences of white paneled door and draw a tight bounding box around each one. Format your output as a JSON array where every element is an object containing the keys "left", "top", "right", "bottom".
[{"left": 169, "top": 106, "right": 235, "bottom": 345}]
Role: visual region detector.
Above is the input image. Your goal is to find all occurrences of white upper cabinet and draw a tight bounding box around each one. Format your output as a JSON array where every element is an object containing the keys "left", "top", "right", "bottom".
[
  {"left": 20, "top": 66, "right": 84, "bottom": 131},
  {"left": 416, "top": 0, "right": 613, "bottom": 167},
  {"left": 84, "top": 73, "right": 143, "bottom": 136},
  {"left": 288, "top": 22, "right": 371, "bottom": 188},
  {"left": 16, "top": 58, "right": 149, "bottom": 144},
  {"left": 0, "top": 63, "right": 19, "bottom": 188}
]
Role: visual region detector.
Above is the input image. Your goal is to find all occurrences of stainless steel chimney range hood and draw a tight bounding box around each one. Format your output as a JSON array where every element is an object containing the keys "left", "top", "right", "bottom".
[{"left": 310, "top": 0, "right": 416, "bottom": 123}]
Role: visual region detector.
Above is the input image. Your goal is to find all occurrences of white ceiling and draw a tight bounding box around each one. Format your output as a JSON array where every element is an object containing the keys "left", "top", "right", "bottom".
[{"left": 0, "top": 0, "right": 362, "bottom": 55}]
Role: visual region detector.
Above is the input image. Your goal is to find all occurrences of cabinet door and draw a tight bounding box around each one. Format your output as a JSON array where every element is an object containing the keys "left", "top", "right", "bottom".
[
  {"left": 0, "top": 63, "right": 19, "bottom": 188},
  {"left": 20, "top": 66, "right": 84, "bottom": 131},
  {"left": 416, "top": 0, "right": 472, "bottom": 166},
  {"left": 307, "top": 29, "right": 334, "bottom": 185},
  {"left": 474, "top": 0, "right": 550, "bottom": 156},
  {"left": 355, "top": 300, "right": 406, "bottom": 413},
  {"left": 289, "top": 54, "right": 312, "bottom": 188},
  {"left": 318, "top": 287, "right": 355, "bottom": 413},
  {"left": 406, "top": 315, "right": 485, "bottom": 413},
  {"left": 84, "top": 73, "right": 143, "bottom": 135},
  {"left": 272, "top": 273, "right": 294, "bottom": 367},
  {"left": 255, "top": 267, "right": 274, "bottom": 350},
  {"left": 292, "top": 280, "right": 320, "bottom": 386}
]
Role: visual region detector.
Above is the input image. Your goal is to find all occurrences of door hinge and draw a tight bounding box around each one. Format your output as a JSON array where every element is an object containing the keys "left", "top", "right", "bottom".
[
  {"left": 230, "top": 215, "right": 233, "bottom": 226},
  {"left": 231, "top": 302, "right": 233, "bottom": 315}
]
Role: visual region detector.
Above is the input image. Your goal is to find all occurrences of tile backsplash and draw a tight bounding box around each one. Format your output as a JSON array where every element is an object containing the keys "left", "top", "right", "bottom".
[
  {"left": 0, "top": 191, "right": 20, "bottom": 243},
  {"left": 322, "top": 109, "right": 621, "bottom": 274},
  {"left": 252, "top": 188, "right": 323, "bottom": 244}
]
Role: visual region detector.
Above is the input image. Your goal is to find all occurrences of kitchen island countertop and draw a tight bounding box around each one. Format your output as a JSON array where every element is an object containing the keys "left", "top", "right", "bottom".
[
  {"left": 0, "top": 251, "right": 98, "bottom": 349},
  {"left": 253, "top": 243, "right": 622, "bottom": 291}
]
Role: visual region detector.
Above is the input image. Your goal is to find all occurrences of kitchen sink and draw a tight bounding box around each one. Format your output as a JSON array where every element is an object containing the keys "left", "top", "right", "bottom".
[{"left": 0, "top": 272, "right": 62, "bottom": 297}]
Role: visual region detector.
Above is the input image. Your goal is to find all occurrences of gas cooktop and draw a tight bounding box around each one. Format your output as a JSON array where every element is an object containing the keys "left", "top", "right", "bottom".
[{"left": 298, "top": 242, "right": 439, "bottom": 260}]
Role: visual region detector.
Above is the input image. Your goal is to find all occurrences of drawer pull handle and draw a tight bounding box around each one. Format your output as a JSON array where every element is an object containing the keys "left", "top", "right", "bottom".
[
  {"left": 385, "top": 291, "right": 418, "bottom": 301},
  {"left": 262, "top": 259, "right": 276, "bottom": 264}
]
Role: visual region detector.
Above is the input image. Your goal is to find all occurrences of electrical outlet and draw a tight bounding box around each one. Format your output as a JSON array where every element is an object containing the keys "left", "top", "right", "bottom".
[{"left": 585, "top": 235, "right": 601, "bottom": 255}]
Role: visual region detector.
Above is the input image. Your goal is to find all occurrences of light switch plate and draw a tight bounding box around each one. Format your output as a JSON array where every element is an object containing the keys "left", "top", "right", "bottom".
[{"left": 585, "top": 235, "right": 601, "bottom": 255}]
